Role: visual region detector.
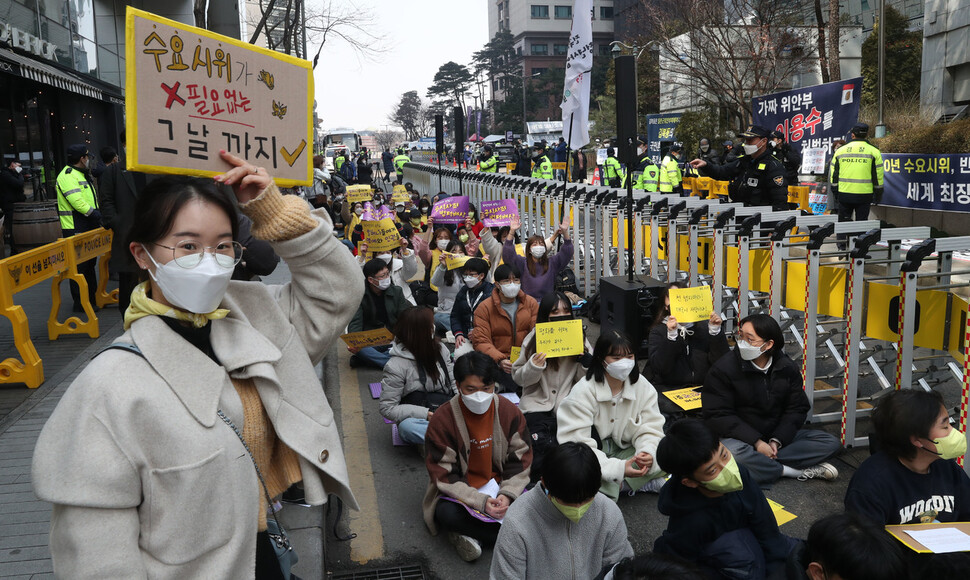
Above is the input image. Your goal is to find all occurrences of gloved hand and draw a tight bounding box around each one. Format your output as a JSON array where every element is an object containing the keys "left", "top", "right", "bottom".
[
  {"left": 873, "top": 187, "right": 884, "bottom": 205},
  {"left": 88, "top": 209, "right": 103, "bottom": 223}
]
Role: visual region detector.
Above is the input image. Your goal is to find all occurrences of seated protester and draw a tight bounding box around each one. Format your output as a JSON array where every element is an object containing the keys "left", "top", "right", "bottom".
[
  {"left": 430, "top": 240, "right": 464, "bottom": 334},
  {"left": 654, "top": 419, "right": 798, "bottom": 579},
  {"left": 490, "top": 442, "right": 634, "bottom": 580},
  {"left": 471, "top": 264, "right": 539, "bottom": 393},
  {"left": 503, "top": 216, "right": 573, "bottom": 302},
  {"left": 647, "top": 282, "right": 729, "bottom": 393},
  {"left": 408, "top": 208, "right": 427, "bottom": 234},
  {"left": 512, "top": 291, "right": 591, "bottom": 481},
  {"left": 599, "top": 553, "right": 706, "bottom": 580},
  {"left": 844, "top": 389, "right": 970, "bottom": 525},
  {"left": 344, "top": 201, "right": 364, "bottom": 239},
  {"left": 379, "top": 307, "right": 455, "bottom": 445},
  {"left": 450, "top": 258, "right": 493, "bottom": 358},
  {"left": 348, "top": 258, "right": 410, "bottom": 369},
  {"left": 358, "top": 237, "right": 418, "bottom": 305},
  {"left": 785, "top": 512, "right": 907, "bottom": 580},
  {"left": 417, "top": 226, "right": 458, "bottom": 292},
  {"left": 423, "top": 351, "right": 532, "bottom": 562},
  {"left": 479, "top": 224, "right": 516, "bottom": 283},
  {"left": 703, "top": 314, "right": 842, "bottom": 485},
  {"left": 557, "top": 330, "right": 667, "bottom": 500}
]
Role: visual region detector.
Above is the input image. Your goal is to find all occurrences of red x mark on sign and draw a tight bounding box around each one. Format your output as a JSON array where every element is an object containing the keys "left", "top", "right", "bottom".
[{"left": 161, "top": 82, "right": 186, "bottom": 109}]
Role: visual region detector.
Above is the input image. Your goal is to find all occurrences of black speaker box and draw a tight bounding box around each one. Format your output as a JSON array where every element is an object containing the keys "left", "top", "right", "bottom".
[
  {"left": 435, "top": 115, "right": 444, "bottom": 155},
  {"left": 454, "top": 108, "right": 466, "bottom": 150},
  {"left": 614, "top": 54, "right": 638, "bottom": 165},
  {"left": 599, "top": 275, "right": 665, "bottom": 355}
]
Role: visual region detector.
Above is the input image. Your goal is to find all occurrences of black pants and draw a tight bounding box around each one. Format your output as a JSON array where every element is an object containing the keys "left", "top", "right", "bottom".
[
  {"left": 523, "top": 411, "right": 557, "bottom": 484},
  {"left": 434, "top": 499, "right": 501, "bottom": 546},
  {"left": 62, "top": 228, "right": 98, "bottom": 310},
  {"left": 837, "top": 201, "right": 871, "bottom": 249}
]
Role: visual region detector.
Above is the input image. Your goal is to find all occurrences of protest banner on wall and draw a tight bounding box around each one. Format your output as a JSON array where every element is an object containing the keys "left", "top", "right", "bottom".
[
  {"left": 361, "top": 218, "right": 400, "bottom": 252},
  {"left": 881, "top": 154, "right": 970, "bottom": 212},
  {"left": 340, "top": 328, "right": 394, "bottom": 349},
  {"left": 430, "top": 196, "right": 469, "bottom": 224},
  {"left": 125, "top": 7, "right": 312, "bottom": 185},
  {"left": 480, "top": 199, "right": 519, "bottom": 227},
  {"left": 751, "top": 77, "right": 861, "bottom": 154},
  {"left": 669, "top": 286, "right": 714, "bottom": 323},
  {"left": 535, "top": 319, "right": 584, "bottom": 358}
]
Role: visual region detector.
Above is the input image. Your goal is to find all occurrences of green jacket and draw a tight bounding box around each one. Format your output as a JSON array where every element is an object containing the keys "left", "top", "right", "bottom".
[
  {"left": 349, "top": 284, "right": 409, "bottom": 333},
  {"left": 532, "top": 155, "right": 553, "bottom": 180},
  {"left": 604, "top": 157, "right": 625, "bottom": 184},
  {"left": 633, "top": 157, "right": 660, "bottom": 192},
  {"left": 830, "top": 140, "right": 883, "bottom": 197},
  {"left": 393, "top": 154, "right": 411, "bottom": 175},
  {"left": 659, "top": 154, "right": 682, "bottom": 192},
  {"left": 480, "top": 155, "right": 498, "bottom": 173},
  {"left": 55, "top": 165, "right": 97, "bottom": 231}
]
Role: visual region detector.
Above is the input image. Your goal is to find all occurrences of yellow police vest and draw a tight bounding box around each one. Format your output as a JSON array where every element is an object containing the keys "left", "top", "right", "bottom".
[
  {"left": 830, "top": 140, "right": 884, "bottom": 196},
  {"left": 604, "top": 157, "right": 626, "bottom": 184},
  {"left": 532, "top": 155, "right": 553, "bottom": 180},
  {"left": 480, "top": 155, "right": 498, "bottom": 173},
  {"left": 659, "top": 155, "right": 682, "bottom": 192},
  {"left": 56, "top": 165, "right": 97, "bottom": 231},
  {"left": 634, "top": 164, "right": 660, "bottom": 192},
  {"left": 393, "top": 155, "right": 410, "bottom": 175}
]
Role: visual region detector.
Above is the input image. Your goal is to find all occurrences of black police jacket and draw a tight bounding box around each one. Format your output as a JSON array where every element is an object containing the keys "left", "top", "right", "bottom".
[{"left": 702, "top": 151, "right": 788, "bottom": 210}]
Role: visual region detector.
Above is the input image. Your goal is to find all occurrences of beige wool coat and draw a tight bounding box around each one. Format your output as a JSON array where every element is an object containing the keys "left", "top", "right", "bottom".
[{"left": 32, "top": 197, "right": 363, "bottom": 579}]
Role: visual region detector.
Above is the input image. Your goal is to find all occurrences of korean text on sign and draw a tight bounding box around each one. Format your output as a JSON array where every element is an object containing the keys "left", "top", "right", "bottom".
[
  {"left": 340, "top": 328, "right": 394, "bottom": 349},
  {"left": 126, "top": 7, "right": 312, "bottom": 185},
  {"left": 430, "top": 196, "right": 469, "bottom": 224},
  {"left": 668, "top": 286, "right": 714, "bottom": 324},
  {"left": 361, "top": 218, "right": 400, "bottom": 253},
  {"left": 535, "top": 319, "right": 584, "bottom": 358},
  {"left": 480, "top": 199, "right": 519, "bottom": 227}
]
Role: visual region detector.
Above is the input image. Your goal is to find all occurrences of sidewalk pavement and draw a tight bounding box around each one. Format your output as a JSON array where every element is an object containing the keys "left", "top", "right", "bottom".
[{"left": 0, "top": 264, "right": 328, "bottom": 579}]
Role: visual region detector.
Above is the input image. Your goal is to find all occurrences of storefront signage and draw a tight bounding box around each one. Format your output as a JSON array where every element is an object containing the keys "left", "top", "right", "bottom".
[{"left": 0, "top": 22, "right": 57, "bottom": 61}]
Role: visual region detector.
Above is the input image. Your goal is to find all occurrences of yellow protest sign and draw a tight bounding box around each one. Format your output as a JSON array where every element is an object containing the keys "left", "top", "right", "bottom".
[
  {"left": 125, "top": 7, "right": 312, "bottom": 186},
  {"left": 361, "top": 218, "right": 400, "bottom": 252},
  {"left": 668, "top": 286, "right": 714, "bottom": 324},
  {"left": 392, "top": 189, "right": 410, "bottom": 204},
  {"left": 444, "top": 253, "right": 472, "bottom": 270},
  {"left": 767, "top": 499, "right": 797, "bottom": 526},
  {"left": 347, "top": 184, "right": 373, "bottom": 203},
  {"left": 340, "top": 328, "right": 394, "bottom": 349},
  {"left": 663, "top": 387, "right": 702, "bottom": 411},
  {"left": 535, "top": 319, "right": 584, "bottom": 358},
  {"left": 510, "top": 346, "right": 521, "bottom": 363}
]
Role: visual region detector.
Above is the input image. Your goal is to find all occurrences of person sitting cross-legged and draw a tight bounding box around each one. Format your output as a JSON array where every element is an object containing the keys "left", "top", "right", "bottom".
[{"left": 347, "top": 258, "right": 410, "bottom": 369}]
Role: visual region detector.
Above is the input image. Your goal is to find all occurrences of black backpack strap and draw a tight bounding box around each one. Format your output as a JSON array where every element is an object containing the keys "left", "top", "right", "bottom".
[{"left": 95, "top": 342, "right": 144, "bottom": 359}]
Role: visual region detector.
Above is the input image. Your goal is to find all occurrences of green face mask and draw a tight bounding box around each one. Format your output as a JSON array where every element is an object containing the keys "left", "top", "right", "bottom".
[
  {"left": 699, "top": 455, "right": 744, "bottom": 494},
  {"left": 550, "top": 496, "right": 592, "bottom": 523},
  {"left": 459, "top": 233, "right": 469, "bottom": 243},
  {"left": 932, "top": 428, "right": 968, "bottom": 460}
]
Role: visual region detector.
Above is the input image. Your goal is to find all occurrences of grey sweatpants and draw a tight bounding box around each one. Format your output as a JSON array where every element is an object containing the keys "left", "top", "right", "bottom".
[{"left": 722, "top": 429, "right": 842, "bottom": 485}]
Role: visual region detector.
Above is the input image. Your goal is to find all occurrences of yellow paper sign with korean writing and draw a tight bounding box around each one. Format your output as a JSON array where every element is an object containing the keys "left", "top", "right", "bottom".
[
  {"left": 444, "top": 253, "right": 472, "bottom": 270},
  {"left": 126, "top": 7, "right": 312, "bottom": 185},
  {"left": 510, "top": 346, "right": 521, "bottom": 363},
  {"left": 346, "top": 184, "right": 373, "bottom": 203},
  {"left": 361, "top": 218, "right": 400, "bottom": 253},
  {"left": 663, "top": 387, "right": 702, "bottom": 411},
  {"left": 668, "top": 286, "right": 714, "bottom": 324},
  {"left": 535, "top": 319, "right": 584, "bottom": 358},
  {"left": 392, "top": 184, "right": 410, "bottom": 204},
  {"left": 340, "top": 328, "right": 394, "bottom": 349}
]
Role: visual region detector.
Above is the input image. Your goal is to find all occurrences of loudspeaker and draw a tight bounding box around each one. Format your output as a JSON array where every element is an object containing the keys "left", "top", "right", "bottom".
[
  {"left": 435, "top": 115, "right": 444, "bottom": 155},
  {"left": 454, "top": 108, "right": 466, "bottom": 150},
  {"left": 614, "top": 54, "right": 638, "bottom": 165},
  {"left": 599, "top": 275, "right": 665, "bottom": 355}
]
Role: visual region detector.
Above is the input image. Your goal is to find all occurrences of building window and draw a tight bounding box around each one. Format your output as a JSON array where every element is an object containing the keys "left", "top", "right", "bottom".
[
  {"left": 554, "top": 5, "right": 572, "bottom": 19},
  {"left": 553, "top": 43, "right": 568, "bottom": 56},
  {"left": 531, "top": 5, "right": 549, "bottom": 19},
  {"left": 532, "top": 67, "right": 548, "bottom": 76},
  {"left": 600, "top": 6, "right": 614, "bottom": 19},
  {"left": 531, "top": 43, "right": 549, "bottom": 56},
  {"left": 599, "top": 44, "right": 612, "bottom": 56}
]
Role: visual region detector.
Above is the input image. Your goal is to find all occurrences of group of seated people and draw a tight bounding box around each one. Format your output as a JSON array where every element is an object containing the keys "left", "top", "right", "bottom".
[{"left": 341, "top": 192, "right": 970, "bottom": 577}]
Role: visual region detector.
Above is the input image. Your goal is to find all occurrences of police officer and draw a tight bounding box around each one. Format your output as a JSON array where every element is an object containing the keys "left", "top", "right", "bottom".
[
  {"left": 630, "top": 135, "right": 660, "bottom": 192},
  {"left": 393, "top": 147, "right": 411, "bottom": 185},
  {"left": 830, "top": 123, "right": 883, "bottom": 247},
  {"left": 769, "top": 130, "right": 802, "bottom": 189},
  {"left": 659, "top": 143, "right": 684, "bottom": 194},
  {"left": 531, "top": 142, "right": 553, "bottom": 180},
  {"left": 56, "top": 144, "right": 101, "bottom": 312},
  {"left": 603, "top": 147, "right": 625, "bottom": 188},
  {"left": 479, "top": 145, "right": 498, "bottom": 173},
  {"left": 689, "top": 125, "right": 787, "bottom": 210}
]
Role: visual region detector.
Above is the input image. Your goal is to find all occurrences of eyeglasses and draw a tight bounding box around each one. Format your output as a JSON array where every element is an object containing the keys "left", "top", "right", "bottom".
[
  {"left": 154, "top": 240, "right": 244, "bottom": 269},
  {"left": 734, "top": 332, "right": 764, "bottom": 346}
]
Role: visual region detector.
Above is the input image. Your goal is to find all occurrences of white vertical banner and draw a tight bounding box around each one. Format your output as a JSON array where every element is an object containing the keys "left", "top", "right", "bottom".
[{"left": 561, "top": 0, "right": 593, "bottom": 149}]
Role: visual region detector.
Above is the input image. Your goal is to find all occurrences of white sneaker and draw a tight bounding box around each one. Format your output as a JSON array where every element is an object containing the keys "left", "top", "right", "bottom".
[
  {"left": 798, "top": 462, "right": 838, "bottom": 482},
  {"left": 447, "top": 532, "right": 482, "bottom": 562}
]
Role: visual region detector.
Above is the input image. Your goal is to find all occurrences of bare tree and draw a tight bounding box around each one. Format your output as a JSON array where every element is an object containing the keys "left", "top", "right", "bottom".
[
  {"left": 642, "top": 0, "right": 817, "bottom": 126},
  {"left": 374, "top": 129, "right": 404, "bottom": 151}
]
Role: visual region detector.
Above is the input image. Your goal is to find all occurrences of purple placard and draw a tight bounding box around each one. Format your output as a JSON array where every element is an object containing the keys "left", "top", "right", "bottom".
[
  {"left": 360, "top": 202, "right": 378, "bottom": 222},
  {"left": 376, "top": 204, "right": 394, "bottom": 220},
  {"left": 430, "top": 196, "right": 469, "bottom": 224},
  {"left": 480, "top": 199, "right": 519, "bottom": 227},
  {"left": 369, "top": 382, "right": 381, "bottom": 399}
]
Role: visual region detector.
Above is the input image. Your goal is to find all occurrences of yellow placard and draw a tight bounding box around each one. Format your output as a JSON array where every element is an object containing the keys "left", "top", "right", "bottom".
[
  {"left": 444, "top": 253, "right": 472, "bottom": 270},
  {"left": 393, "top": 184, "right": 407, "bottom": 195},
  {"left": 510, "top": 346, "right": 521, "bottom": 363},
  {"left": 392, "top": 188, "right": 410, "bottom": 204},
  {"left": 340, "top": 327, "right": 394, "bottom": 349},
  {"left": 767, "top": 499, "right": 797, "bottom": 526},
  {"left": 535, "top": 319, "right": 584, "bottom": 358},
  {"left": 71, "top": 229, "right": 113, "bottom": 263},
  {"left": 2, "top": 240, "right": 69, "bottom": 293},
  {"left": 125, "top": 7, "right": 312, "bottom": 186},
  {"left": 668, "top": 286, "right": 714, "bottom": 323},
  {"left": 347, "top": 184, "right": 373, "bottom": 203},
  {"left": 663, "top": 387, "right": 702, "bottom": 411},
  {"left": 361, "top": 218, "right": 400, "bottom": 253}
]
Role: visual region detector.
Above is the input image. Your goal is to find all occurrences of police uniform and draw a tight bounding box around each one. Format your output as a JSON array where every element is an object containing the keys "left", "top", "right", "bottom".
[
  {"left": 603, "top": 151, "right": 625, "bottom": 188},
  {"left": 532, "top": 150, "right": 553, "bottom": 180},
  {"left": 393, "top": 150, "right": 411, "bottom": 184},
  {"left": 55, "top": 144, "right": 100, "bottom": 311},
  {"left": 632, "top": 155, "right": 660, "bottom": 192},
  {"left": 830, "top": 123, "right": 883, "bottom": 224},
  {"left": 700, "top": 126, "right": 788, "bottom": 210},
  {"left": 479, "top": 150, "right": 498, "bottom": 173},
  {"left": 659, "top": 146, "right": 683, "bottom": 193}
]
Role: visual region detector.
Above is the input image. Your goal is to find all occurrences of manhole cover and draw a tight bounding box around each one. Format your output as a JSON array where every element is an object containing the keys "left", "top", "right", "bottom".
[{"left": 330, "top": 564, "right": 427, "bottom": 580}]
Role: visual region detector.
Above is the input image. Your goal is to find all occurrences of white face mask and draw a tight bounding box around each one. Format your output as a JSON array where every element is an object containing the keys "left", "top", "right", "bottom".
[
  {"left": 737, "top": 339, "right": 767, "bottom": 361},
  {"left": 463, "top": 275, "right": 481, "bottom": 288},
  {"left": 436, "top": 239, "right": 450, "bottom": 251},
  {"left": 82, "top": 157, "right": 91, "bottom": 169},
  {"left": 742, "top": 142, "right": 761, "bottom": 156},
  {"left": 354, "top": 208, "right": 364, "bottom": 215},
  {"left": 377, "top": 253, "right": 392, "bottom": 263},
  {"left": 500, "top": 282, "right": 520, "bottom": 298},
  {"left": 461, "top": 390, "right": 493, "bottom": 415},
  {"left": 142, "top": 248, "right": 233, "bottom": 314},
  {"left": 13, "top": 165, "right": 23, "bottom": 174},
  {"left": 637, "top": 146, "right": 646, "bottom": 156},
  {"left": 374, "top": 277, "right": 391, "bottom": 291},
  {"left": 605, "top": 358, "right": 636, "bottom": 380},
  {"left": 700, "top": 144, "right": 710, "bottom": 152},
  {"left": 530, "top": 245, "right": 546, "bottom": 259}
]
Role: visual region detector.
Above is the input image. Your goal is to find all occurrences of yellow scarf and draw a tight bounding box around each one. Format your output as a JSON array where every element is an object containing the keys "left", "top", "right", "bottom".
[{"left": 124, "top": 281, "right": 230, "bottom": 330}]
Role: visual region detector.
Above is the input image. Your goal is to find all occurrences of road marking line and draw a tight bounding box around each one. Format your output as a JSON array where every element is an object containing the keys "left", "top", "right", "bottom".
[{"left": 337, "top": 348, "right": 384, "bottom": 564}]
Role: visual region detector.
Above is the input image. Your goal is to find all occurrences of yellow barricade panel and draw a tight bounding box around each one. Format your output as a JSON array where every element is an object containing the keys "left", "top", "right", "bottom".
[
  {"left": 865, "top": 283, "right": 948, "bottom": 351},
  {"left": 72, "top": 229, "right": 113, "bottom": 264},
  {"left": 914, "top": 290, "right": 948, "bottom": 351},
  {"left": 818, "top": 265, "right": 847, "bottom": 318},
  {"left": 750, "top": 248, "right": 771, "bottom": 293},
  {"left": 784, "top": 262, "right": 808, "bottom": 311},
  {"left": 725, "top": 245, "right": 740, "bottom": 288},
  {"left": 712, "top": 180, "right": 730, "bottom": 196},
  {"left": 949, "top": 296, "right": 969, "bottom": 365},
  {"left": 3, "top": 241, "right": 69, "bottom": 293},
  {"left": 677, "top": 236, "right": 714, "bottom": 275}
]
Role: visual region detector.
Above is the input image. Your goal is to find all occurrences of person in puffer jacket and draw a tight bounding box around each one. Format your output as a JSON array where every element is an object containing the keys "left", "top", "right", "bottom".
[{"left": 379, "top": 306, "right": 456, "bottom": 445}]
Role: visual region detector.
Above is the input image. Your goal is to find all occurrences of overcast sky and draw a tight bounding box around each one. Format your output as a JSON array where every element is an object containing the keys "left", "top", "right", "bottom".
[{"left": 312, "top": 0, "right": 490, "bottom": 132}]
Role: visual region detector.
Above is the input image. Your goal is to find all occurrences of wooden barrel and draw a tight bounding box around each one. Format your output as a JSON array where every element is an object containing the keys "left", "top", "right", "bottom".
[{"left": 11, "top": 202, "right": 61, "bottom": 250}]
